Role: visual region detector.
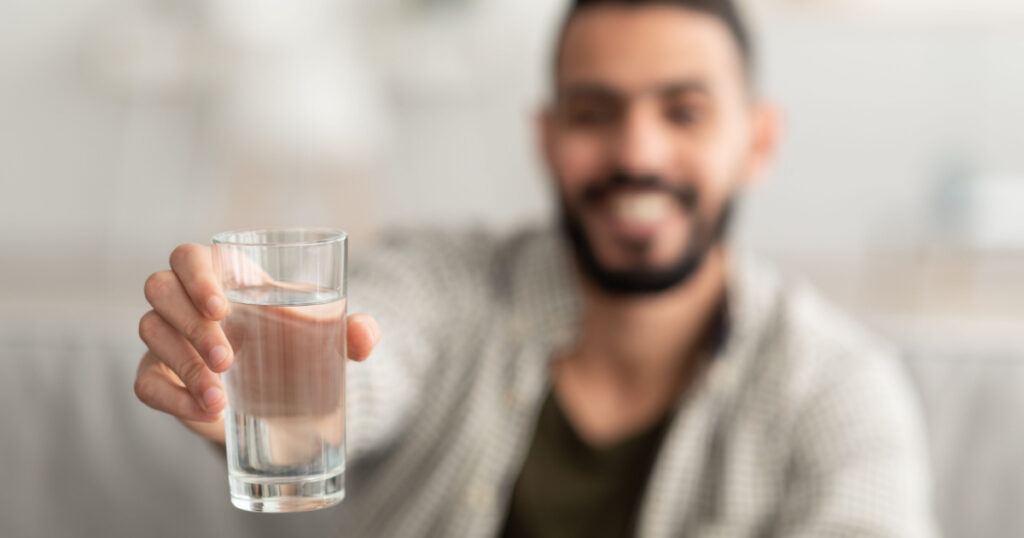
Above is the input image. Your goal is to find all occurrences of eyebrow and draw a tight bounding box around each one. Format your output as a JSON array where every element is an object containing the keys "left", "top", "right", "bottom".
[{"left": 557, "top": 79, "right": 712, "bottom": 102}]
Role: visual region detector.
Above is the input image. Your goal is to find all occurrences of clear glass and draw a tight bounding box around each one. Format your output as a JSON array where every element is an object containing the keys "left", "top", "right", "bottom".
[{"left": 211, "top": 227, "right": 347, "bottom": 513}]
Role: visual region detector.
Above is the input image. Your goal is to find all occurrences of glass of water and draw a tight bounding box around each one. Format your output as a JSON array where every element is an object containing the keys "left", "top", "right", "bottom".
[{"left": 211, "top": 227, "right": 347, "bottom": 513}]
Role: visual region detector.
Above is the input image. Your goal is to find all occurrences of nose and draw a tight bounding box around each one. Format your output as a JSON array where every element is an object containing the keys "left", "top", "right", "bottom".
[{"left": 613, "top": 103, "right": 673, "bottom": 177}]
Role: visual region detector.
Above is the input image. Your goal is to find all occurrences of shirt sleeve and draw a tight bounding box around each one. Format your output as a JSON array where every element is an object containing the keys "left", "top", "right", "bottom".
[
  {"left": 771, "top": 352, "right": 938, "bottom": 538},
  {"left": 342, "top": 230, "right": 493, "bottom": 461}
]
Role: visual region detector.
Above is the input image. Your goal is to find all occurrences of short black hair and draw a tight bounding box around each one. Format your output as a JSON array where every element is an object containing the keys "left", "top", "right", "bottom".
[{"left": 554, "top": 0, "right": 754, "bottom": 81}]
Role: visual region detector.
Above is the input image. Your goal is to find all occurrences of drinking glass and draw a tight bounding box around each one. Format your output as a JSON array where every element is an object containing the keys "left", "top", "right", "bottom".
[{"left": 211, "top": 227, "right": 347, "bottom": 513}]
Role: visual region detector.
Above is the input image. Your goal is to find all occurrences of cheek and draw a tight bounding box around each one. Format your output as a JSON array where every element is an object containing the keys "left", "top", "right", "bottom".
[
  {"left": 709, "top": 115, "right": 753, "bottom": 187},
  {"left": 691, "top": 131, "right": 748, "bottom": 207},
  {"left": 551, "top": 133, "right": 610, "bottom": 199}
]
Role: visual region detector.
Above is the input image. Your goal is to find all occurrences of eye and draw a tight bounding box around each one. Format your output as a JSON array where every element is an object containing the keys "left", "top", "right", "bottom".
[
  {"left": 562, "top": 102, "right": 617, "bottom": 127},
  {"left": 665, "top": 104, "right": 699, "bottom": 126}
]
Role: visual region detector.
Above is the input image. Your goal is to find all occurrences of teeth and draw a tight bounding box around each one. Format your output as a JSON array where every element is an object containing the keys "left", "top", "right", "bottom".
[{"left": 611, "top": 193, "right": 670, "bottom": 224}]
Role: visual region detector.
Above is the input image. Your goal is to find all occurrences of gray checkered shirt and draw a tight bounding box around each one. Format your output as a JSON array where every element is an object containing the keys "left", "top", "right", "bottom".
[{"left": 338, "top": 226, "right": 936, "bottom": 537}]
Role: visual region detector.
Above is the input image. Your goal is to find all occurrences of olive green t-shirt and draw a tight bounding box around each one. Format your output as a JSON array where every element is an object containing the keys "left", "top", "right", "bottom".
[{"left": 499, "top": 391, "right": 672, "bottom": 538}]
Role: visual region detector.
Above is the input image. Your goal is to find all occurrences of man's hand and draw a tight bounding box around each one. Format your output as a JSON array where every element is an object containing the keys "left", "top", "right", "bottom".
[{"left": 134, "top": 243, "right": 380, "bottom": 444}]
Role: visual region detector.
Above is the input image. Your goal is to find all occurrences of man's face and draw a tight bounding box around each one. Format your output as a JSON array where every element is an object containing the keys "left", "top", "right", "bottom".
[{"left": 544, "top": 5, "right": 774, "bottom": 294}]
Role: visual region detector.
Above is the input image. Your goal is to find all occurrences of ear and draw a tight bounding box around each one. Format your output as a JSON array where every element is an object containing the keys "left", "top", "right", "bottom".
[{"left": 740, "top": 102, "right": 783, "bottom": 187}]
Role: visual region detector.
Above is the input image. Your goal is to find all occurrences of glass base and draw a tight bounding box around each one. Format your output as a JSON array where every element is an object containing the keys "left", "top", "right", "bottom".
[{"left": 229, "top": 472, "right": 345, "bottom": 513}]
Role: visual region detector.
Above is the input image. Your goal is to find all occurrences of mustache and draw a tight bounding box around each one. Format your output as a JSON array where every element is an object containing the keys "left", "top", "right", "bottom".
[{"left": 579, "top": 172, "right": 699, "bottom": 212}]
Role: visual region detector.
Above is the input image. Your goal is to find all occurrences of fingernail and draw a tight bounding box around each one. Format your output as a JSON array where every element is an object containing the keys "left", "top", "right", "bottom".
[
  {"left": 206, "top": 296, "right": 224, "bottom": 317},
  {"left": 209, "top": 346, "right": 229, "bottom": 369},
  {"left": 202, "top": 386, "right": 223, "bottom": 409}
]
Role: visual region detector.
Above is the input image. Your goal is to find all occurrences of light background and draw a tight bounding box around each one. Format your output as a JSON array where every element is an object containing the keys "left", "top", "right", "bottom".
[
  {"left": 2, "top": 0, "right": 1022, "bottom": 331},
  {"left": 1, "top": 1, "right": 1023, "bottom": 536}
]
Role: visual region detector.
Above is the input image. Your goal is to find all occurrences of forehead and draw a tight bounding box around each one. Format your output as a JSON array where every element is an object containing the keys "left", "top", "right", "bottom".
[{"left": 556, "top": 5, "right": 745, "bottom": 94}]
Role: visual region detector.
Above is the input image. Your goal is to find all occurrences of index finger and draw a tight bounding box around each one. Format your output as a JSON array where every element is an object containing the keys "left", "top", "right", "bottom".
[{"left": 170, "top": 244, "right": 226, "bottom": 321}]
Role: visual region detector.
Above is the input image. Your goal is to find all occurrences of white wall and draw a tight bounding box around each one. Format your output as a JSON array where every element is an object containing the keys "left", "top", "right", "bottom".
[
  {"left": 743, "top": 11, "right": 1024, "bottom": 254},
  {"left": 1, "top": 0, "right": 1022, "bottom": 314}
]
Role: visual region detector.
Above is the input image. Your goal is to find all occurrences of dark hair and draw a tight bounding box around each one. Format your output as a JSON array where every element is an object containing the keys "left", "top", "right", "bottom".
[{"left": 555, "top": 0, "right": 754, "bottom": 80}]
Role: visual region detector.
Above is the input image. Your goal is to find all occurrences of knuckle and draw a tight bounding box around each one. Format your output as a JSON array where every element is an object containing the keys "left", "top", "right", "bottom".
[
  {"left": 182, "top": 316, "right": 209, "bottom": 346},
  {"left": 169, "top": 243, "right": 199, "bottom": 268},
  {"left": 144, "top": 271, "right": 175, "bottom": 303},
  {"left": 178, "top": 358, "right": 207, "bottom": 388},
  {"left": 134, "top": 375, "right": 156, "bottom": 404},
  {"left": 137, "top": 311, "right": 162, "bottom": 343}
]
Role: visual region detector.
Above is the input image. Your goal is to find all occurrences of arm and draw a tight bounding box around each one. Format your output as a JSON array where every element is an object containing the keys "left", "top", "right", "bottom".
[
  {"left": 342, "top": 231, "right": 493, "bottom": 460},
  {"left": 772, "top": 354, "right": 938, "bottom": 538}
]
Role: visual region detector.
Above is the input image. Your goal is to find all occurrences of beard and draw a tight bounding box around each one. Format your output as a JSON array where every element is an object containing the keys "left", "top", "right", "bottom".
[{"left": 559, "top": 172, "right": 736, "bottom": 296}]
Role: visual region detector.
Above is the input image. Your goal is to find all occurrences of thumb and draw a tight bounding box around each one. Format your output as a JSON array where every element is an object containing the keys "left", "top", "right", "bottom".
[{"left": 346, "top": 313, "right": 380, "bottom": 361}]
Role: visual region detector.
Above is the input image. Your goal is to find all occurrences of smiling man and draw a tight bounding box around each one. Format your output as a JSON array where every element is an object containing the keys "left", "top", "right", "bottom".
[{"left": 134, "top": 0, "right": 935, "bottom": 536}]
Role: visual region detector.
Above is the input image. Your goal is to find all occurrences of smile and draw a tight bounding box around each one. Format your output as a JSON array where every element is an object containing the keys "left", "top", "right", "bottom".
[{"left": 609, "top": 192, "right": 672, "bottom": 225}]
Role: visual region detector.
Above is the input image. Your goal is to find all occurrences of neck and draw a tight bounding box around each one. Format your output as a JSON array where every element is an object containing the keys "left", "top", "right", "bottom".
[{"left": 568, "top": 246, "right": 729, "bottom": 390}]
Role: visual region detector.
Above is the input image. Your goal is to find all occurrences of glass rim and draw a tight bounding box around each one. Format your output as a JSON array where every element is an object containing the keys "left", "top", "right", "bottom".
[{"left": 212, "top": 227, "right": 347, "bottom": 247}]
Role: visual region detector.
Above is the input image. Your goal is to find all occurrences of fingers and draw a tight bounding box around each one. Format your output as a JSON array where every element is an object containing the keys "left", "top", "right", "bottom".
[
  {"left": 138, "top": 310, "right": 227, "bottom": 414},
  {"left": 169, "top": 244, "right": 227, "bottom": 320},
  {"left": 134, "top": 351, "right": 224, "bottom": 423},
  {"left": 178, "top": 416, "right": 226, "bottom": 445},
  {"left": 144, "top": 271, "right": 232, "bottom": 372},
  {"left": 346, "top": 313, "right": 380, "bottom": 361}
]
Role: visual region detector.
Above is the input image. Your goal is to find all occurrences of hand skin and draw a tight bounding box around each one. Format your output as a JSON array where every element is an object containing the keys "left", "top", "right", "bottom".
[{"left": 134, "top": 243, "right": 380, "bottom": 446}]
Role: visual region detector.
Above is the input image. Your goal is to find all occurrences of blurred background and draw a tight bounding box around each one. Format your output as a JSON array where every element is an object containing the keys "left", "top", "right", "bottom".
[{"left": 1, "top": 0, "right": 1022, "bottom": 536}]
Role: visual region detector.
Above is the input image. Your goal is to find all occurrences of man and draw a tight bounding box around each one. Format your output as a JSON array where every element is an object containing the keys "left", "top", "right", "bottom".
[{"left": 134, "top": 0, "right": 935, "bottom": 536}]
